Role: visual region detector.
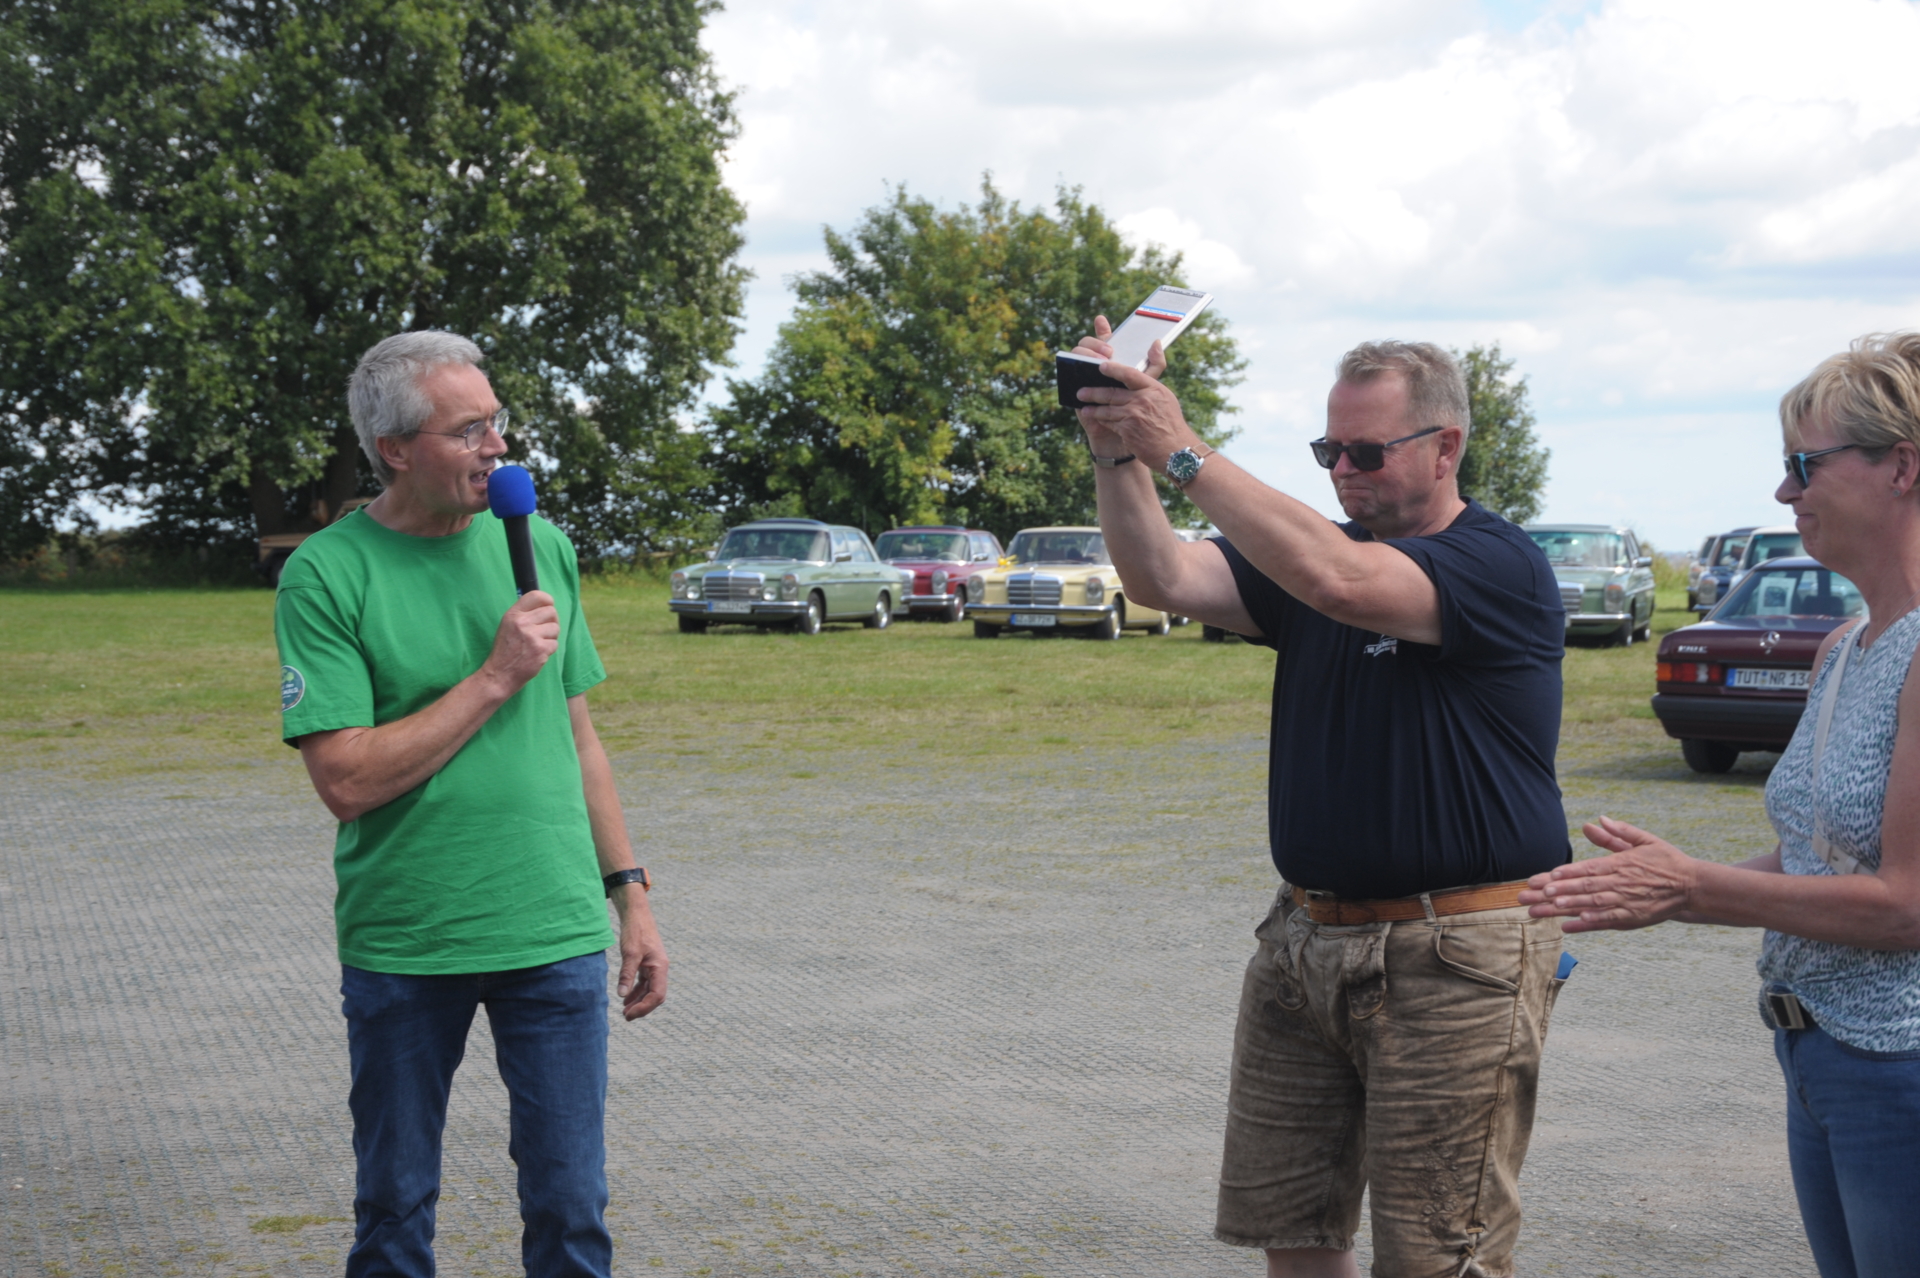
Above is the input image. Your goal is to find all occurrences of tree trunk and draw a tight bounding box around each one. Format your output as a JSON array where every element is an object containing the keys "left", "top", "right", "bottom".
[
  {"left": 320, "top": 427, "right": 363, "bottom": 523},
  {"left": 250, "top": 470, "right": 291, "bottom": 536}
]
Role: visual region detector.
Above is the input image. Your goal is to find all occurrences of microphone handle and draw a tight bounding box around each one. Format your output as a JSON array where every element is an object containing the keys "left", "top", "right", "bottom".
[{"left": 503, "top": 515, "right": 540, "bottom": 596}]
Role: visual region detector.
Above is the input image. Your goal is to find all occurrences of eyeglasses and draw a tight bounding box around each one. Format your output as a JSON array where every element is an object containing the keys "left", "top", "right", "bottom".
[
  {"left": 418, "top": 409, "right": 510, "bottom": 451},
  {"left": 1784, "top": 443, "right": 1856, "bottom": 488},
  {"left": 1309, "top": 425, "right": 1445, "bottom": 472}
]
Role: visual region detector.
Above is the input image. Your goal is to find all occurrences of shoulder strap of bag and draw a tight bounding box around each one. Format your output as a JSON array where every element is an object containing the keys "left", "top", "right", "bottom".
[{"left": 1809, "top": 619, "right": 1871, "bottom": 877}]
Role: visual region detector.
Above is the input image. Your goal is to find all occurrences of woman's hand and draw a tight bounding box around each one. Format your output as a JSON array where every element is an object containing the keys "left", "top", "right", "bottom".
[{"left": 1519, "top": 816, "right": 1701, "bottom": 932}]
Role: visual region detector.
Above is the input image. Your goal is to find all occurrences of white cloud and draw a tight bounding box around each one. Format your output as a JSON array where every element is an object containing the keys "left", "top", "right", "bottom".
[{"left": 704, "top": 0, "right": 1920, "bottom": 548}]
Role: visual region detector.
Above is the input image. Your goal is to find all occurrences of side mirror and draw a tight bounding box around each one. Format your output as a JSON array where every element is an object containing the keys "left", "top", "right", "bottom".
[
  {"left": 1635, "top": 557, "right": 1654, "bottom": 569},
  {"left": 834, "top": 552, "right": 852, "bottom": 563}
]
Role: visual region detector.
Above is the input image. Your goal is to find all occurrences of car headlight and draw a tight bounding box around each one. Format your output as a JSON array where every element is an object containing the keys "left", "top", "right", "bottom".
[
  {"left": 780, "top": 573, "right": 799, "bottom": 601},
  {"left": 1604, "top": 580, "right": 1626, "bottom": 611},
  {"left": 1699, "top": 579, "right": 1717, "bottom": 605},
  {"left": 969, "top": 574, "right": 989, "bottom": 604},
  {"left": 671, "top": 571, "right": 687, "bottom": 599},
  {"left": 762, "top": 581, "right": 778, "bottom": 601},
  {"left": 932, "top": 569, "right": 948, "bottom": 594},
  {"left": 1085, "top": 576, "right": 1105, "bottom": 605}
]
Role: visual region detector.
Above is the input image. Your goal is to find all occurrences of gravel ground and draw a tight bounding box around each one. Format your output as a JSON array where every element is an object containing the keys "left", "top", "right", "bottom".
[{"left": 2, "top": 723, "right": 1810, "bottom": 1277}]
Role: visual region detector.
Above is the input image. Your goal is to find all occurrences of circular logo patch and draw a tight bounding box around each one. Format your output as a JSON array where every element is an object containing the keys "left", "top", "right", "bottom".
[{"left": 280, "top": 665, "right": 306, "bottom": 712}]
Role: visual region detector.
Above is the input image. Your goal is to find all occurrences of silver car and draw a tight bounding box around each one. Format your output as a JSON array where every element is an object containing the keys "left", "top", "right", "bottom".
[
  {"left": 1696, "top": 524, "right": 1805, "bottom": 613},
  {"left": 1524, "top": 523, "right": 1658, "bottom": 646}
]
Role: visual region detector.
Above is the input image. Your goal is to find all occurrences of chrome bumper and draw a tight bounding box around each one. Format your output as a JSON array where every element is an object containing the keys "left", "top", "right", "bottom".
[
  {"left": 1564, "top": 611, "right": 1632, "bottom": 630},
  {"left": 970, "top": 605, "right": 1114, "bottom": 623},
  {"left": 669, "top": 599, "right": 805, "bottom": 619},
  {"left": 905, "top": 592, "right": 959, "bottom": 608}
]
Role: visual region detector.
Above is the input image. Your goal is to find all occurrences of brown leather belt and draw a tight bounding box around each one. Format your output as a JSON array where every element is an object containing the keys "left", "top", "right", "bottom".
[{"left": 1290, "top": 880, "right": 1529, "bottom": 925}]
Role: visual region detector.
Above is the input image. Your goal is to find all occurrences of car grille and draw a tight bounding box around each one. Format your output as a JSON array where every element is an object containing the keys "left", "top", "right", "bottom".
[
  {"left": 1006, "top": 573, "right": 1063, "bottom": 607},
  {"left": 703, "top": 572, "right": 765, "bottom": 601},
  {"left": 1558, "top": 582, "right": 1584, "bottom": 613}
]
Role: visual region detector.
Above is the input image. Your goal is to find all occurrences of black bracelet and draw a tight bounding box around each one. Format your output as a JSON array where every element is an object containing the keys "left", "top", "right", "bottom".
[
  {"left": 1090, "top": 453, "right": 1137, "bottom": 468},
  {"left": 603, "top": 867, "right": 651, "bottom": 897}
]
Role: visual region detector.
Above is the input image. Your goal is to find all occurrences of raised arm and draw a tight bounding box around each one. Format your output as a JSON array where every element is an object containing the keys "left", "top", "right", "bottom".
[
  {"left": 297, "top": 591, "right": 559, "bottom": 822},
  {"left": 1075, "top": 322, "right": 1447, "bottom": 646}
]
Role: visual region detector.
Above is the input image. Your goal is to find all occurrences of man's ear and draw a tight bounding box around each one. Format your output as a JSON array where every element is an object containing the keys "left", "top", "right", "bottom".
[
  {"left": 375, "top": 432, "right": 413, "bottom": 476},
  {"left": 1435, "top": 424, "right": 1466, "bottom": 479}
]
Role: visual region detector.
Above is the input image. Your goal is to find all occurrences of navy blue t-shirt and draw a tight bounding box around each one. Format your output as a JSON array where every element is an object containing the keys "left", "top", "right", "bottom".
[{"left": 1218, "top": 500, "right": 1569, "bottom": 899}]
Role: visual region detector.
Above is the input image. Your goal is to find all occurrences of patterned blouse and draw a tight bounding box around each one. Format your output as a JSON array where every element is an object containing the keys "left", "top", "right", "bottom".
[{"left": 1759, "top": 607, "right": 1920, "bottom": 1053}]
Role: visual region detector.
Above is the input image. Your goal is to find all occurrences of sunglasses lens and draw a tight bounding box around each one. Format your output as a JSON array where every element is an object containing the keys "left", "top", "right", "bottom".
[
  {"left": 1310, "top": 441, "right": 1339, "bottom": 469},
  {"left": 1786, "top": 456, "right": 1807, "bottom": 486},
  {"left": 1348, "top": 444, "right": 1386, "bottom": 471}
]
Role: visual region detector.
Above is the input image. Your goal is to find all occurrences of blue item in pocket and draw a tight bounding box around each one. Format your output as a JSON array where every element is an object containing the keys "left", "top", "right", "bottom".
[{"left": 1556, "top": 952, "right": 1578, "bottom": 980}]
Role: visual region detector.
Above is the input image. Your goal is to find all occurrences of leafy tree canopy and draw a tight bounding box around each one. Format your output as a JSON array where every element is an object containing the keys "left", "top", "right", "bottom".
[
  {"left": 708, "top": 180, "right": 1244, "bottom": 542},
  {"left": 1456, "top": 343, "right": 1550, "bottom": 525},
  {"left": 0, "top": 0, "right": 746, "bottom": 561}
]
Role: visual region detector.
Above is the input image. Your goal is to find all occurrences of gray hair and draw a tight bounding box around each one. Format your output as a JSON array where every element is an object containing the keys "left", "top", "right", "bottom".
[
  {"left": 1334, "top": 341, "right": 1472, "bottom": 442},
  {"left": 348, "top": 331, "right": 485, "bottom": 486}
]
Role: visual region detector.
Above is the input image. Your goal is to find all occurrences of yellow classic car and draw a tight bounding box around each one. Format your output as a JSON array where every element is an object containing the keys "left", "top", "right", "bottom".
[{"left": 965, "top": 526, "right": 1170, "bottom": 640}]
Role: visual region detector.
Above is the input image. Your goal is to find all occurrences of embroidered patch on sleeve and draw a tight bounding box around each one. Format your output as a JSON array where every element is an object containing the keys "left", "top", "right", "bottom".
[{"left": 280, "top": 665, "right": 306, "bottom": 712}]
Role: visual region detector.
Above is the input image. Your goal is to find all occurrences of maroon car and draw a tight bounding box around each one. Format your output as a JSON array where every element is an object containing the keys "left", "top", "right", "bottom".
[
  {"left": 874, "top": 526, "right": 1005, "bottom": 622},
  {"left": 1653, "top": 555, "right": 1863, "bottom": 773}
]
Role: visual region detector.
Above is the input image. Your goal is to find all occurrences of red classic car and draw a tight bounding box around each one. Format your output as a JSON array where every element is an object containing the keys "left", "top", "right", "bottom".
[
  {"left": 1652, "top": 555, "right": 1863, "bottom": 773},
  {"left": 874, "top": 526, "right": 1005, "bottom": 622}
]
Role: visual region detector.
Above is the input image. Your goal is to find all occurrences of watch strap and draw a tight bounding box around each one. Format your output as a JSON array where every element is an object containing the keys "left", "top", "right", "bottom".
[
  {"left": 603, "top": 867, "right": 651, "bottom": 896},
  {"left": 1091, "top": 452, "right": 1137, "bottom": 468}
]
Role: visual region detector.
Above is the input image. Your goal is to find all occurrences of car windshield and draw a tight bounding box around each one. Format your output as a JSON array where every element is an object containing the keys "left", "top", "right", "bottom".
[
  {"left": 1528, "top": 530, "right": 1625, "bottom": 567},
  {"left": 1006, "top": 531, "right": 1108, "bottom": 564},
  {"left": 1746, "top": 532, "right": 1804, "bottom": 566},
  {"left": 1713, "top": 536, "right": 1749, "bottom": 568},
  {"left": 875, "top": 531, "right": 968, "bottom": 562},
  {"left": 1718, "top": 566, "right": 1865, "bottom": 619},
  {"left": 715, "top": 528, "right": 829, "bottom": 561}
]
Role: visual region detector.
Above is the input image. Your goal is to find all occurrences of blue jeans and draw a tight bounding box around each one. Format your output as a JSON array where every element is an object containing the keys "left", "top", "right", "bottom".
[
  {"left": 341, "top": 952, "right": 612, "bottom": 1278},
  {"left": 1775, "top": 1025, "right": 1920, "bottom": 1278}
]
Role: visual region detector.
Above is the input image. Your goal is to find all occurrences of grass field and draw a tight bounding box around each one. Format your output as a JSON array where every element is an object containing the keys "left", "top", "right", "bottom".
[{"left": 0, "top": 580, "right": 1696, "bottom": 779}]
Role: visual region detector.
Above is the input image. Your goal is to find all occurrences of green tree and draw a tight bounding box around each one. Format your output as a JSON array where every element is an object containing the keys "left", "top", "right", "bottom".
[
  {"left": 1456, "top": 343, "right": 1551, "bottom": 525},
  {"left": 709, "top": 180, "right": 1244, "bottom": 541},
  {"left": 0, "top": 0, "right": 746, "bottom": 562}
]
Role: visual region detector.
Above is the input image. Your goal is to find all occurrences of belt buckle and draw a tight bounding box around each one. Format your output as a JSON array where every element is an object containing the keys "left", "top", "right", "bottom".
[{"left": 1766, "top": 987, "right": 1809, "bottom": 1031}]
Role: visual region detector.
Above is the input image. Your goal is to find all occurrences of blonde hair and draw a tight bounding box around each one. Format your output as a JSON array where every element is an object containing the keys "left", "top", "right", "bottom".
[
  {"left": 1780, "top": 331, "right": 1920, "bottom": 459},
  {"left": 1334, "top": 341, "right": 1471, "bottom": 441}
]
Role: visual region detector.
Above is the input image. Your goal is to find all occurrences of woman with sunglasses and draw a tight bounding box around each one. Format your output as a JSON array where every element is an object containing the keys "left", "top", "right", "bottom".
[{"left": 1523, "top": 331, "right": 1920, "bottom": 1278}]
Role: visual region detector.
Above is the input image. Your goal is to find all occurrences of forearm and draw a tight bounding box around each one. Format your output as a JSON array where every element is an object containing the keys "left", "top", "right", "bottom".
[
  {"left": 1093, "top": 462, "right": 1191, "bottom": 611},
  {"left": 300, "top": 668, "right": 514, "bottom": 821},
  {"left": 1687, "top": 858, "right": 1920, "bottom": 949},
  {"left": 576, "top": 718, "right": 639, "bottom": 878}
]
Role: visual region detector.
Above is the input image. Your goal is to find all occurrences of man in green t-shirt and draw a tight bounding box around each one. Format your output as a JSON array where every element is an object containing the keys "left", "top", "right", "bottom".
[{"left": 274, "top": 331, "right": 666, "bottom": 1278}]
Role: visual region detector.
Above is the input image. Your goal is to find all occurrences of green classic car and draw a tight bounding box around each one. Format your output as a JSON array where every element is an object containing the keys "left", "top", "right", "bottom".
[
  {"left": 1525, "top": 523, "right": 1657, "bottom": 646},
  {"left": 669, "top": 519, "right": 912, "bottom": 635}
]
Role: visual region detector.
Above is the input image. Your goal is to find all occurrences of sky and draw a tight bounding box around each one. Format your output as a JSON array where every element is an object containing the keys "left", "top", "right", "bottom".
[{"left": 699, "top": 0, "right": 1920, "bottom": 554}]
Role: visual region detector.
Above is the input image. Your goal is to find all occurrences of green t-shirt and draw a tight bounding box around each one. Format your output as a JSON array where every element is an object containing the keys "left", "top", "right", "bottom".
[{"left": 273, "top": 507, "right": 612, "bottom": 974}]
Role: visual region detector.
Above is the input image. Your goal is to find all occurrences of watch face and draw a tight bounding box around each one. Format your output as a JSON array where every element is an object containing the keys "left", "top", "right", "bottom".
[{"left": 1167, "top": 448, "right": 1203, "bottom": 484}]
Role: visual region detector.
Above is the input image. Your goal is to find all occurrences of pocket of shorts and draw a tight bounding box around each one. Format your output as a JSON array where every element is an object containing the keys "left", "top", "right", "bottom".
[{"left": 1429, "top": 925, "right": 1523, "bottom": 994}]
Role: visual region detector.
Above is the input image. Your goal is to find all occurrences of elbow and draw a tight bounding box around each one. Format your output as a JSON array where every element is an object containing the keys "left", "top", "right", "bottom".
[{"left": 316, "top": 784, "right": 367, "bottom": 824}]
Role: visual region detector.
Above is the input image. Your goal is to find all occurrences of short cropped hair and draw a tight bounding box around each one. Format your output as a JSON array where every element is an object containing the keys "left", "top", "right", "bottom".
[
  {"left": 347, "top": 331, "right": 485, "bottom": 486},
  {"left": 1334, "top": 341, "right": 1472, "bottom": 442},
  {"left": 1780, "top": 332, "right": 1920, "bottom": 461}
]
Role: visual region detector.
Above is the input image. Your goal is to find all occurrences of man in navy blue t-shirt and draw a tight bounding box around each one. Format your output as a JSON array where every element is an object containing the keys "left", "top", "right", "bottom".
[{"left": 1073, "top": 329, "right": 1568, "bottom": 1278}]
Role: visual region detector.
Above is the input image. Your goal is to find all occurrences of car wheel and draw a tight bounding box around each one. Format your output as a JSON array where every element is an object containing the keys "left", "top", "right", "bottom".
[
  {"left": 865, "top": 591, "right": 892, "bottom": 629},
  {"left": 1613, "top": 616, "right": 1635, "bottom": 647},
  {"left": 1090, "top": 602, "right": 1123, "bottom": 640},
  {"left": 1681, "top": 738, "right": 1740, "bottom": 774},
  {"left": 972, "top": 620, "right": 1002, "bottom": 639},
  {"left": 943, "top": 589, "right": 965, "bottom": 623},
  {"left": 1169, "top": 615, "right": 1190, "bottom": 627},
  {"left": 1202, "top": 624, "right": 1226, "bottom": 643},
  {"left": 792, "top": 592, "right": 824, "bottom": 635},
  {"left": 677, "top": 615, "right": 708, "bottom": 634},
  {"left": 1146, "top": 609, "right": 1171, "bottom": 636}
]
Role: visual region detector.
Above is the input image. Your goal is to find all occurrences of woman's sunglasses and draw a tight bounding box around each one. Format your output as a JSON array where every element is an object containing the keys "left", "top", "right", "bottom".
[
  {"left": 1784, "top": 443, "right": 1857, "bottom": 488},
  {"left": 1309, "top": 425, "right": 1445, "bottom": 472}
]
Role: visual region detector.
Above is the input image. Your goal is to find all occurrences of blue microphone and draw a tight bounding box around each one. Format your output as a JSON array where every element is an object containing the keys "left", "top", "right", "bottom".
[{"left": 486, "top": 465, "right": 540, "bottom": 596}]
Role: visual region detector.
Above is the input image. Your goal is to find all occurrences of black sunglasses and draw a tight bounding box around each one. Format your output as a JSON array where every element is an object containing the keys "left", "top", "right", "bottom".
[
  {"left": 1310, "top": 425, "right": 1445, "bottom": 472},
  {"left": 1784, "top": 443, "right": 1857, "bottom": 487}
]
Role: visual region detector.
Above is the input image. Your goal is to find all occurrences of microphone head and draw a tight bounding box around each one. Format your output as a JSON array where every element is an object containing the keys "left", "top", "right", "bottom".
[{"left": 486, "top": 465, "right": 537, "bottom": 519}]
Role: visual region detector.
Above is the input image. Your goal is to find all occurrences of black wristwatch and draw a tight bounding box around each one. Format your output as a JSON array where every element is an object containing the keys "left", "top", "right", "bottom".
[{"left": 603, "top": 867, "right": 651, "bottom": 897}]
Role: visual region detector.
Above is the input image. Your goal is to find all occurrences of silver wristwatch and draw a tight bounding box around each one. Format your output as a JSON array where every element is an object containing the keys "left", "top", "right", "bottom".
[{"left": 1165, "top": 446, "right": 1207, "bottom": 488}]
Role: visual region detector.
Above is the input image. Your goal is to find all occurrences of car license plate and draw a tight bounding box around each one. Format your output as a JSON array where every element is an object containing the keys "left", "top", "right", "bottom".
[
  {"left": 710, "top": 600, "right": 752, "bottom": 614},
  {"left": 1726, "top": 667, "right": 1809, "bottom": 690},
  {"left": 1010, "top": 613, "right": 1056, "bottom": 627}
]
